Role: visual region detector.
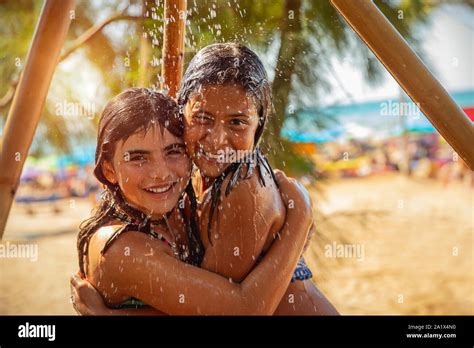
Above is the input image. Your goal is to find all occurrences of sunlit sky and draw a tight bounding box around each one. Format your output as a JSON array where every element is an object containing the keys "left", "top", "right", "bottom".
[
  {"left": 322, "top": 4, "right": 474, "bottom": 105},
  {"left": 56, "top": 3, "right": 474, "bottom": 109}
]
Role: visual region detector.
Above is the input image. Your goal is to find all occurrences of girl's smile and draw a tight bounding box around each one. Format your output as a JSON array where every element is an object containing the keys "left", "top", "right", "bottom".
[
  {"left": 183, "top": 83, "right": 259, "bottom": 178},
  {"left": 102, "top": 125, "right": 191, "bottom": 218}
]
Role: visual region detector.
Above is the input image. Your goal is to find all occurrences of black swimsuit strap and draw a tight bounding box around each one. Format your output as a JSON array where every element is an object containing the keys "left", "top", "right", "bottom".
[{"left": 100, "top": 197, "right": 175, "bottom": 256}]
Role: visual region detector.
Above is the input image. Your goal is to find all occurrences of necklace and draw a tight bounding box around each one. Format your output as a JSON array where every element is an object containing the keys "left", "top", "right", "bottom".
[
  {"left": 108, "top": 202, "right": 189, "bottom": 262},
  {"left": 154, "top": 213, "right": 190, "bottom": 262}
]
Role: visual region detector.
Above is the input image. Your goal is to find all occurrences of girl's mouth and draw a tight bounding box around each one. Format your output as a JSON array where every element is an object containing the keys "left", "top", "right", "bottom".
[
  {"left": 197, "top": 148, "right": 221, "bottom": 163},
  {"left": 142, "top": 182, "right": 176, "bottom": 197}
]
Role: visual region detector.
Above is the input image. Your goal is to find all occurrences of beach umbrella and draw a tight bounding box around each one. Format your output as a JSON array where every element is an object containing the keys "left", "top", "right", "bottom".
[{"left": 463, "top": 107, "right": 474, "bottom": 121}]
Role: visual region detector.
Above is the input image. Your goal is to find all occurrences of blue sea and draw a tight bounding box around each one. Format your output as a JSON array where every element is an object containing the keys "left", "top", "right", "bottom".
[
  {"left": 20, "top": 89, "right": 474, "bottom": 171},
  {"left": 282, "top": 89, "right": 474, "bottom": 143}
]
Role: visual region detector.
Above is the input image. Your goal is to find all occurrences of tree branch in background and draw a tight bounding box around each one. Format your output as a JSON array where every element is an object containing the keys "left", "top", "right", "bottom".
[
  {"left": 269, "top": 0, "right": 303, "bottom": 139},
  {"left": 0, "top": 83, "right": 16, "bottom": 108},
  {"left": 0, "top": 10, "right": 141, "bottom": 109},
  {"left": 263, "top": 0, "right": 313, "bottom": 175},
  {"left": 59, "top": 13, "right": 141, "bottom": 62}
]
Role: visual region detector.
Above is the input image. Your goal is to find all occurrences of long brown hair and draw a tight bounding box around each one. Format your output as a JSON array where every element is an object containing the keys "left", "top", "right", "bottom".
[
  {"left": 177, "top": 43, "right": 278, "bottom": 245},
  {"left": 78, "top": 88, "right": 204, "bottom": 275}
]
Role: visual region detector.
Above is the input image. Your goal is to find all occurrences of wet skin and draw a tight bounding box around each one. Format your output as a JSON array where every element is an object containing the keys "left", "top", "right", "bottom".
[
  {"left": 78, "top": 122, "right": 315, "bottom": 314},
  {"left": 100, "top": 125, "right": 191, "bottom": 254},
  {"left": 74, "top": 89, "right": 338, "bottom": 315},
  {"left": 184, "top": 84, "right": 338, "bottom": 315},
  {"left": 184, "top": 84, "right": 286, "bottom": 279},
  {"left": 102, "top": 125, "right": 191, "bottom": 219}
]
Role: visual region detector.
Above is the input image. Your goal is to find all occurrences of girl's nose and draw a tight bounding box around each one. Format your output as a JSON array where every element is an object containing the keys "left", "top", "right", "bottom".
[
  {"left": 206, "top": 121, "right": 228, "bottom": 148},
  {"left": 148, "top": 156, "right": 172, "bottom": 181}
]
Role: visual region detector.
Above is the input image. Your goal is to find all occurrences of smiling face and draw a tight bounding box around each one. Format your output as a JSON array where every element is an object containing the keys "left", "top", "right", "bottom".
[
  {"left": 183, "top": 83, "right": 259, "bottom": 178},
  {"left": 101, "top": 125, "right": 191, "bottom": 218}
]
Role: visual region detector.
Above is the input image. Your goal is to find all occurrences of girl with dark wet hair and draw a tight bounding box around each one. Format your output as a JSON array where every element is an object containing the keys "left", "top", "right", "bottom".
[
  {"left": 77, "top": 88, "right": 204, "bottom": 275},
  {"left": 177, "top": 43, "right": 337, "bottom": 314},
  {"left": 72, "top": 87, "right": 318, "bottom": 315}
]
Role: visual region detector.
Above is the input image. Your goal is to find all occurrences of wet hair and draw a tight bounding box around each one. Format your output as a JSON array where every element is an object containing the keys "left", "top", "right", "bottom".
[
  {"left": 177, "top": 43, "right": 278, "bottom": 244},
  {"left": 178, "top": 43, "right": 272, "bottom": 144},
  {"left": 77, "top": 88, "right": 204, "bottom": 275}
]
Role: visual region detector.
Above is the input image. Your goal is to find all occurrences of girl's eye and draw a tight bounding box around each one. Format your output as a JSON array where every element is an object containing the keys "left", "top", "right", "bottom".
[
  {"left": 167, "top": 146, "right": 186, "bottom": 157},
  {"left": 229, "top": 118, "right": 248, "bottom": 127},
  {"left": 130, "top": 155, "right": 146, "bottom": 161},
  {"left": 167, "top": 149, "right": 185, "bottom": 156},
  {"left": 193, "top": 113, "right": 213, "bottom": 124}
]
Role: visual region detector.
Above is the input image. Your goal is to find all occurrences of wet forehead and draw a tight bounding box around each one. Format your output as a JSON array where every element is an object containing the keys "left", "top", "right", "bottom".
[
  {"left": 190, "top": 84, "right": 258, "bottom": 116},
  {"left": 118, "top": 126, "right": 183, "bottom": 153}
]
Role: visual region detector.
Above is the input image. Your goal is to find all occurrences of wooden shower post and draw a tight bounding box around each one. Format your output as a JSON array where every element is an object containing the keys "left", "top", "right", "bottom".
[
  {"left": 0, "top": 0, "right": 76, "bottom": 238},
  {"left": 161, "top": 0, "right": 187, "bottom": 98},
  {"left": 331, "top": 0, "right": 474, "bottom": 170}
]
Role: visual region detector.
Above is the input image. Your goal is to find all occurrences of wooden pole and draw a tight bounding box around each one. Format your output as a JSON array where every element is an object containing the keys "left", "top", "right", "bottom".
[
  {"left": 138, "top": 0, "right": 151, "bottom": 87},
  {"left": 0, "top": 0, "right": 75, "bottom": 239},
  {"left": 161, "top": 0, "right": 187, "bottom": 98},
  {"left": 331, "top": 0, "right": 474, "bottom": 170}
]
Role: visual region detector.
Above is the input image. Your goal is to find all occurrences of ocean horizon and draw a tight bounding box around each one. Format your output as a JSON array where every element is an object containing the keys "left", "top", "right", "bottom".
[{"left": 283, "top": 89, "right": 474, "bottom": 143}]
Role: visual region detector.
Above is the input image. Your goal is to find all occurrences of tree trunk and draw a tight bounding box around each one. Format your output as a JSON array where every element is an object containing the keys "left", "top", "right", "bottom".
[{"left": 269, "top": 0, "right": 303, "bottom": 139}]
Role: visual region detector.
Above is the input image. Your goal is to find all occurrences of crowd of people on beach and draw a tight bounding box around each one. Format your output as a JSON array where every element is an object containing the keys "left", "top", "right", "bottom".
[
  {"left": 15, "top": 165, "right": 100, "bottom": 214},
  {"left": 312, "top": 134, "right": 473, "bottom": 186},
  {"left": 15, "top": 131, "right": 472, "bottom": 216}
]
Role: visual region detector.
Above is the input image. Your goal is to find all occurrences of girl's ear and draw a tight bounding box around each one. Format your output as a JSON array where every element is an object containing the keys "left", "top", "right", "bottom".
[{"left": 102, "top": 161, "right": 118, "bottom": 184}]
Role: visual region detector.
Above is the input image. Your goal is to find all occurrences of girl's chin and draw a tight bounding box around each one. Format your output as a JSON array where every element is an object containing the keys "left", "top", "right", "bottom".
[
  {"left": 144, "top": 205, "right": 175, "bottom": 218},
  {"left": 136, "top": 197, "right": 179, "bottom": 217}
]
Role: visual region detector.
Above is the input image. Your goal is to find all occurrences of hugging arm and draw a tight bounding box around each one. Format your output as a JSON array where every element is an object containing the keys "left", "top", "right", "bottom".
[
  {"left": 70, "top": 280, "right": 166, "bottom": 316},
  {"left": 72, "top": 173, "right": 313, "bottom": 315}
]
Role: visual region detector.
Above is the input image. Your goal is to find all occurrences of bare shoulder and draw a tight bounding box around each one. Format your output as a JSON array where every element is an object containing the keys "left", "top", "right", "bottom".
[
  {"left": 87, "top": 225, "right": 170, "bottom": 277},
  {"left": 218, "top": 165, "right": 286, "bottom": 232},
  {"left": 91, "top": 228, "right": 170, "bottom": 261},
  {"left": 88, "top": 224, "right": 122, "bottom": 260},
  {"left": 220, "top": 165, "right": 282, "bottom": 207},
  {"left": 87, "top": 227, "right": 172, "bottom": 302}
]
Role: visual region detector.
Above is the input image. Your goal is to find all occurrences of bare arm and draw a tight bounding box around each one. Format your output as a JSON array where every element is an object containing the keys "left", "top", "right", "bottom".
[
  {"left": 70, "top": 277, "right": 166, "bottom": 316},
  {"left": 75, "top": 173, "right": 313, "bottom": 315},
  {"left": 200, "top": 171, "right": 285, "bottom": 282}
]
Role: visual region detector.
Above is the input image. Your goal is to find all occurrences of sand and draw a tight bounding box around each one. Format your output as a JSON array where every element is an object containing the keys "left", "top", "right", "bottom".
[
  {"left": 306, "top": 173, "right": 473, "bottom": 315},
  {"left": 1, "top": 174, "right": 472, "bottom": 315}
]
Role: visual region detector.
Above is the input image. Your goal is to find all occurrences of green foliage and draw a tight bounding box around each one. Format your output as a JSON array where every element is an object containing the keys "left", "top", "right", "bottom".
[
  {"left": 0, "top": 0, "right": 41, "bottom": 97},
  {"left": 1, "top": 0, "right": 468, "bottom": 171}
]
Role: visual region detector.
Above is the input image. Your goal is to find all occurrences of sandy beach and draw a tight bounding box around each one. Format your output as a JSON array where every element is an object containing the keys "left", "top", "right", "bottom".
[{"left": 1, "top": 173, "right": 472, "bottom": 315}]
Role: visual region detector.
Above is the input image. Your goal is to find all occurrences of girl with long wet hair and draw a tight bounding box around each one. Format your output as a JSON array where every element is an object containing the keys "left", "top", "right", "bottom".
[
  {"left": 77, "top": 88, "right": 204, "bottom": 275},
  {"left": 73, "top": 44, "right": 338, "bottom": 315},
  {"left": 177, "top": 43, "right": 338, "bottom": 314},
  {"left": 72, "top": 87, "right": 317, "bottom": 315}
]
